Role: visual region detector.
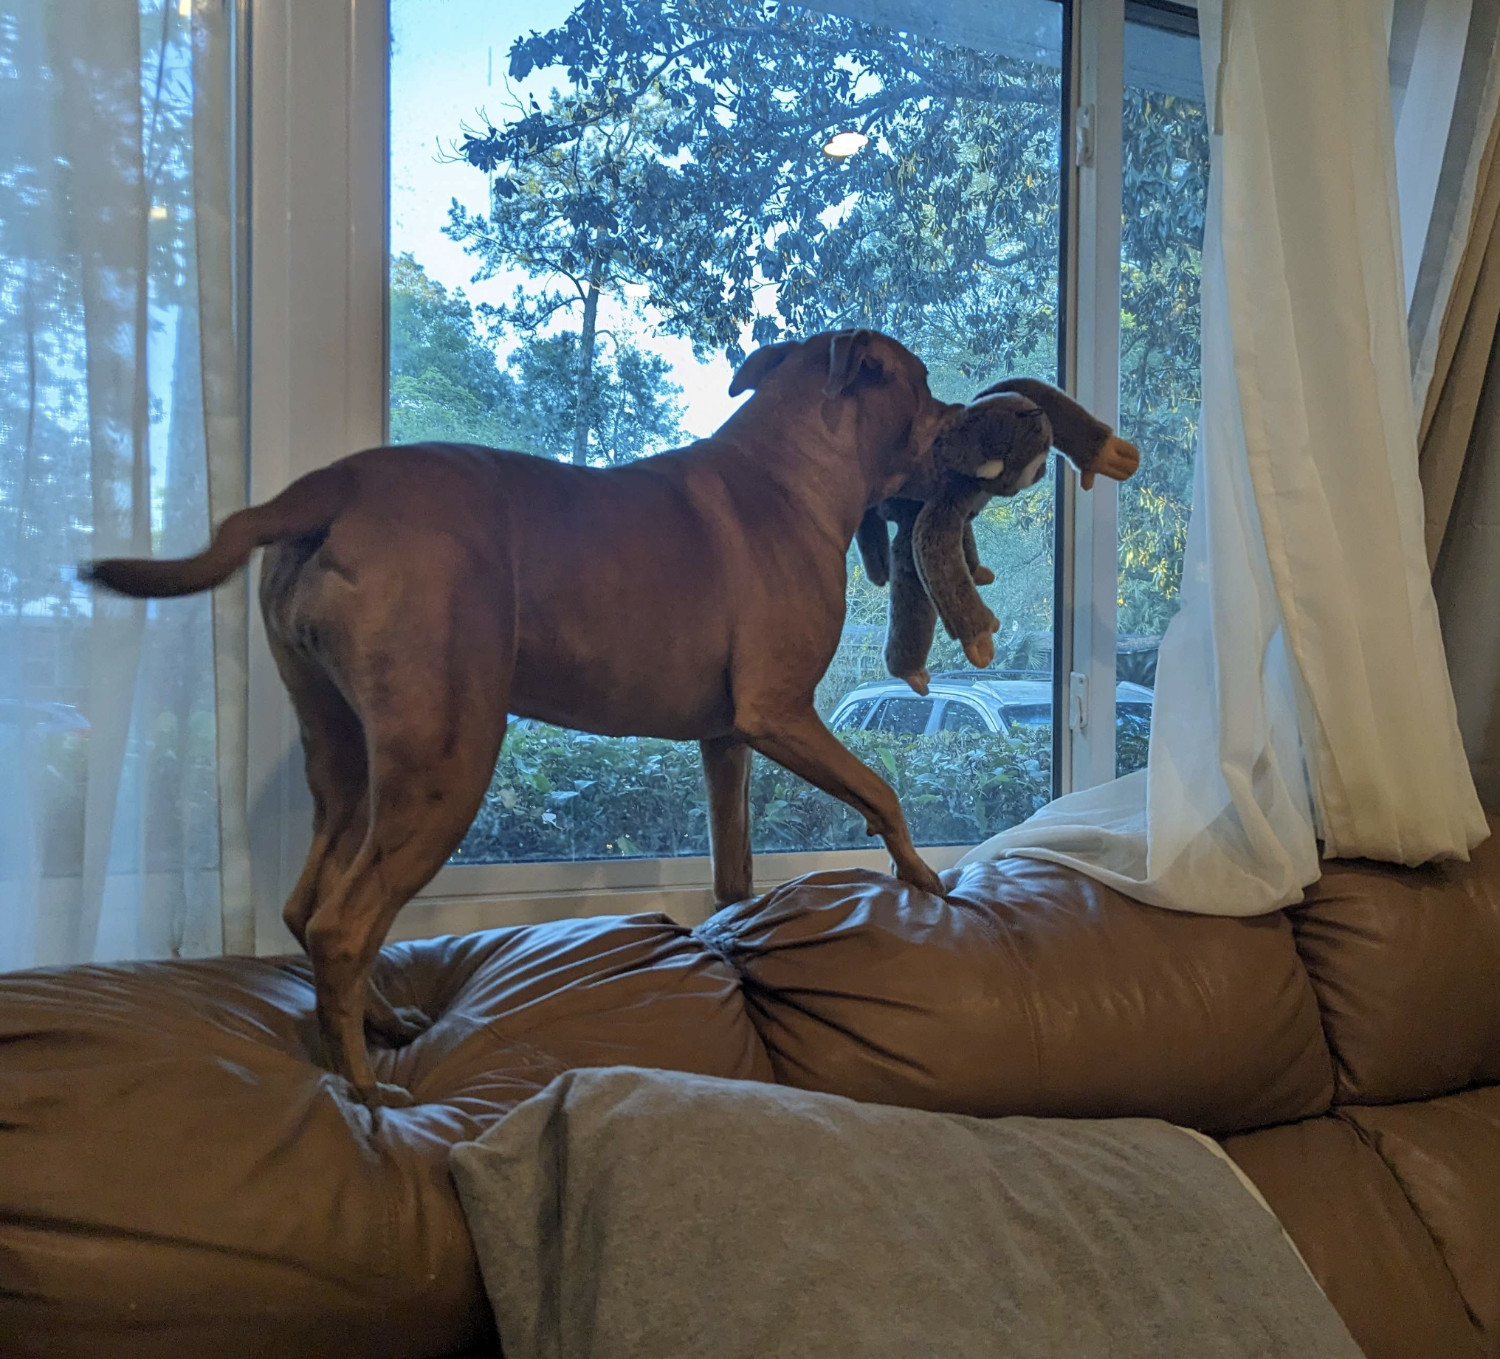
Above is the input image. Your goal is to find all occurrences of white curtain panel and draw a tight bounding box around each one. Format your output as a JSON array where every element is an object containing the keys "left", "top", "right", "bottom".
[
  {"left": 960, "top": 0, "right": 1489, "bottom": 913},
  {"left": 0, "top": 0, "right": 248, "bottom": 967}
]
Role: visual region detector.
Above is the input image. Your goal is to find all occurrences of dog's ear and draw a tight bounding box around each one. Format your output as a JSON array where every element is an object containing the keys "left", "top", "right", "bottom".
[
  {"left": 824, "top": 329, "right": 886, "bottom": 399},
  {"left": 728, "top": 341, "right": 797, "bottom": 397}
]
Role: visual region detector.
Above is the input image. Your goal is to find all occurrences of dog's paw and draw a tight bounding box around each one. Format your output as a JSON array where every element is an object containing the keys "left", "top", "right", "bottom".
[
  {"left": 358, "top": 1081, "right": 417, "bottom": 1109},
  {"left": 901, "top": 862, "right": 947, "bottom": 899}
]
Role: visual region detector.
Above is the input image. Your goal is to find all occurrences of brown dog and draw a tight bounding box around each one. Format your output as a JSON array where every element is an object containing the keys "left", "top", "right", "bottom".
[{"left": 85, "top": 330, "right": 1124, "bottom": 1105}]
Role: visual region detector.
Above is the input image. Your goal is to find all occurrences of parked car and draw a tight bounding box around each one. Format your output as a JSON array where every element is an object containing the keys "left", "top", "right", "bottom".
[{"left": 828, "top": 672, "right": 1153, "bottom": 739}]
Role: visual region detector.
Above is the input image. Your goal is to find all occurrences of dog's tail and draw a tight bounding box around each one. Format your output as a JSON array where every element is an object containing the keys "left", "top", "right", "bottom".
[{"left": 82, "top": 463, "right": 357, "bottom": 598}]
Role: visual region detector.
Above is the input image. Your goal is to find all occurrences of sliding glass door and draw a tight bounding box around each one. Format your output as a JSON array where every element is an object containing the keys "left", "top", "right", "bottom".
[{"left": 388, "top": 0, "right": 1067, "bottom": 864}]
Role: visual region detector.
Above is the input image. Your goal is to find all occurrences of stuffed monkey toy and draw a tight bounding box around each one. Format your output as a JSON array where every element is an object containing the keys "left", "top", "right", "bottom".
[{"left": 858, "top": 379, "right": 1140, "bottom": 691}]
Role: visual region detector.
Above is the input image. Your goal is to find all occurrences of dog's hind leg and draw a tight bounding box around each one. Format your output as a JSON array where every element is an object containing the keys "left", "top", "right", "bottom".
[
  {"left": 303, "top": 626, "right": 510, "bottom": 1106},
  {"left": 272, "top": 642, "right": 370, "bottom": 952},
  {"left": 279, "top": 673, "right": 425, "bottom": 1047},
  {"left": 274, "top": 658, "right": 414, "bottom": 1045},
  {"left": 700, "top": 736, "right": 753, "bottom": 905},
  {"left": 745, "top": 709, "right": 945, "bottom": 899}
]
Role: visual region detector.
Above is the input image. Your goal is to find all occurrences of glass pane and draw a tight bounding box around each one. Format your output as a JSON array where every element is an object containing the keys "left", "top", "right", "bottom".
[
  {"left": 830, "top": 697, "right": 876, "bottom": 732},
  {"left": 389, "top": 0, "right": 1064, "bottom": 862},
  {"left": 872, "top": 698, "right": 932, "bottom": 736},
  {"left": 1116, "top": 7, "right": 1208, "bottom": 777},
  {"left": 939, "top": 700, "right": 988, "bottom": 734}
]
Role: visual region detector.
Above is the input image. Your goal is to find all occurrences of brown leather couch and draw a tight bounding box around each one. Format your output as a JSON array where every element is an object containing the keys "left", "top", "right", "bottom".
[{"left": 1, "top": 820, "right": 1496, "bottom": 1359}]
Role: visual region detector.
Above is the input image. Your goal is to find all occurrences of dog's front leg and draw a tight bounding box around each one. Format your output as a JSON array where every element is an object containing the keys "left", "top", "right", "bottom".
[
  {"left": 744, "top": 711, "right": 945, "bottom": 899},
  {"left": 700, "top": 736, "right": 754, "bottom": 905}
]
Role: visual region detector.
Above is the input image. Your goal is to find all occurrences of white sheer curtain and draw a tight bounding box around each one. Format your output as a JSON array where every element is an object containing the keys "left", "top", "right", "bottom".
[
  {"left": 0, "top": 0, "right": 250, "bottom": 968},
  {"left": 960, "top": 0, "right": 1489, "bottom": 914}
]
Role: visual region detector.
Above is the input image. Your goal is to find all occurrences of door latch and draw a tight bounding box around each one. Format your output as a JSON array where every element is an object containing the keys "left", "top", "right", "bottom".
[
  {"left": 1074, "top": 105, "right": 1095, "bottom": 167},
  {"left": 1069, "top": 672, "right": 1089, "bottom": 733}
]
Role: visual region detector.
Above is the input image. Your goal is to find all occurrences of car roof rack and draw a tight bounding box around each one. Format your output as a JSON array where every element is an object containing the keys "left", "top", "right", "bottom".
[{"left": 929, "top": 669, "right": 1051, "bottom": 684}]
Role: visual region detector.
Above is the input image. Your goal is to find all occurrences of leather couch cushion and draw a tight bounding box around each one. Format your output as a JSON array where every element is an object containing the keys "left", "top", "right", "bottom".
[
  {"left": 1222, "top": 1116, "right": 1487, "bottom": 1359},
  {"left": 703, "top": 861, "right": 1333, "bottom": 1134},
  {"left": 1344, "top": 1086, "right": 1500, "bottom": 1353},
  {"left": 0, "top": 916, "right": 767, "bottom": 1359},
  {"left": 1292, "top": 816, "right": 1500, "bottom": 1104}
]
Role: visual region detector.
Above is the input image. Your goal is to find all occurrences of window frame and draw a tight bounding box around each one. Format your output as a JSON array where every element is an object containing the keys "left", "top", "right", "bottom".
[
  {"left": 243, "top": 0, "right": 1137, "bottom": 951},
  {"left": 1058, "top": 0, "right": 1125, "bottom": 795}
]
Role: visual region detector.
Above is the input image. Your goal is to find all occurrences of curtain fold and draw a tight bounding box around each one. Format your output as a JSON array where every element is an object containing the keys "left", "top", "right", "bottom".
[
  {"left": 190, "top": 0, "right": 254, "bottom": 955},
  {"left": 1410, "top": 0, "right": 1500, "bottom": 431},
  {"left": 960, "top": 0, "right": 1488, "bottom": 913},
  {"left": 1413, "top": 0, "right": 1500, "bottom": 811},
  {"left": 0, "top": 0, "right": 248, "bottom": 967}
]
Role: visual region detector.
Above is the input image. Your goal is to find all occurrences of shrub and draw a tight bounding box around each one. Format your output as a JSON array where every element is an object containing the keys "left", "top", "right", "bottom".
[{"left": 452, "top": 721, "right": 1052, "bottom": 864}]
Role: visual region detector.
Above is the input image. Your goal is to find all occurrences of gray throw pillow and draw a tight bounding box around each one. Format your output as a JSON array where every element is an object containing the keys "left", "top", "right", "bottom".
[{"left": 450, "top": 1067, "right": 1364, "bottom": 1359}]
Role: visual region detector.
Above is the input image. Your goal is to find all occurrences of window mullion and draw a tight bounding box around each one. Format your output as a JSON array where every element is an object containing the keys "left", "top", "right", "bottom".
[{"left": 1061, "top": 0, "right": 1123, "bottom": 794}]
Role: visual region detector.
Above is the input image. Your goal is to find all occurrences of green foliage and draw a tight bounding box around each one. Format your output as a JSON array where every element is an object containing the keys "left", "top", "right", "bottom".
[
  {"left": 389, "top": 252, "right": 530, "bottom": 447},
  {"left": 1117, "top": 86, "right": 1208, "bottom": 636},
  {"left": 390, "top": 253, "right": 686, "bottom": 462},
  {"left": 454, "top": 720, "right": 1052, "bottom": 863},
  {"left": 448, "top": 0, "right": 1061, "bottom": 375},
  {"left": 506, "top": 330, "right": 686, "bottom": 464}
]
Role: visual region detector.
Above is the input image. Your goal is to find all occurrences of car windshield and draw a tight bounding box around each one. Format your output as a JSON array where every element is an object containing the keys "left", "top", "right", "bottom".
[{"left": 1002, "top": 703, "right": 1052, "bottom": 728}]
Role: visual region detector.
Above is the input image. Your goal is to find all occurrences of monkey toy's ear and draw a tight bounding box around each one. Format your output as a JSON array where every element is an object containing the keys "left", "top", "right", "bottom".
[{"left": 855, "top": 508, "right": 892, "bottom": 587}]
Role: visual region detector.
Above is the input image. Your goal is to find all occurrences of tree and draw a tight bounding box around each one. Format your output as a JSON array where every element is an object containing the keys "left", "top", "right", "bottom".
[
  {"left": 1116, "top": 85, "right": 1208, "bottom": 637},
  {"left": 445, "top": 0, "right": 1064, "bottom": 449},
  {"left": 389, "top": 252, "right": 529, "bottom": 447},
  {"left": 390, "top": 253, "right": 685, "bottom": 462},
  {"left": 504, "top": 330, "right": 685, "bottom": 464}
]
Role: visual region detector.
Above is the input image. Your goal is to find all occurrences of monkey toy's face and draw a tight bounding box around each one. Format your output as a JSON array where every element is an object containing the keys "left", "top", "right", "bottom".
[{"left": 928, "top": 392, "right": 1055, "bottom": 497}]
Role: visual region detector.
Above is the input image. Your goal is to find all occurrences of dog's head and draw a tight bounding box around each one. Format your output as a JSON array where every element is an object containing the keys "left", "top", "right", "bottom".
[{"left": 729, "top": 329, "right": 956, "bottom": 502}]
